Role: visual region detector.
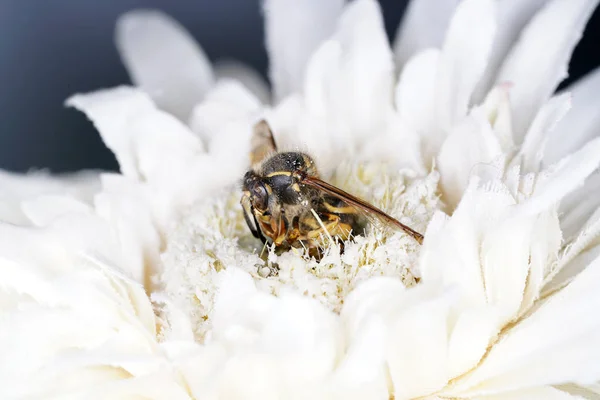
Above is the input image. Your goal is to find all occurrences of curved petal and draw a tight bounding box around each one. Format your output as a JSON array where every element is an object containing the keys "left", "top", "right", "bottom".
[
  {"left": 264, "top": 0, "right": 344, "bottom": 101},
  {"left": 0, "top": 214, "right": 164, "bottom": 398},
  {"left": 436, "top": 109, "right": 503, "bottom": 209},
  {"left": 392, "top": 0, "right": 461, "bottom": 66},
  {"left": 188, "top": 80, "right": 262, "bottom": 181},
  {"left": 302, "top": 0, "right": 394, "bottom": 144},
  {"left": 545, "top": 66, "right": 600, "bottom": 165},
  {"left": 514, "top": 137, "right": 600, "bottom": 218},
  {"left": 543, "top": 239, "right": 600, "bottom": 297},
  {"left": 329, "top": 0, "right": 393, "bottom": 134},
  {"left": 94, "top": 173, "right": 162, "bottom": 287},
  {"left": 0, "top": 170, "right": 101, "bottom": 226},
  {"left": 328, "top": 319, "right": 389, "bottom": 400},
  {"left": 496, "top": 0, "right": 599, "bottom": 143},
  {"left": 545, "top": 203, "right": 600, "bottom": 295},
  {"left": 470, "top": 386, "right": 589, "bottom": 399},
  {"left": 115, "top": 10, "right": 214, "bottom": 121},
  {"left": 66, "top": 86, "right": 204, "bottom": 184},
  {"left": 343, "top": 278, "right": 454, "bottom": 399},
  {"left": 555, "top": 383, "right": 600, "bottom": 398},
  {"left": 189, "top": 79, "right": 262, "bottom": 145},
  {"left": 445, "top": 252, "right": 600, "bottom": 397},
  {"left": 481, "top": 83, "right": 515, "bottom": 153},
  {"left": 213, "top": 60, "right": 271, "bottom": 105},
  {"left": 211, "top": 268, "right": 342, "bottom": 387},
  {"left": 435, "top": 0, "right": 497, "bottom": 133},
  {"left": 559, "top": 171, "right": 600, "bottom": 239},
  {"left": 472, "top": 0, "right": 551, "bottom": 103},
  {"left": 387, "top": 289, "right": 454, "bottom": 399},
  {"left": 395, "top": 48, "right": 441, "bottom": 138},
  {"left": 516, "top": 93, "right": 572, "bottom": 173},
  {"left": 67, "top": 86, "right": 223, "bottom": 233}
]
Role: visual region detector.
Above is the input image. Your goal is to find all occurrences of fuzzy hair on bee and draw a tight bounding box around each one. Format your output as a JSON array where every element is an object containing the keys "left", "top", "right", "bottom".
[{"left": 240, "top": 120, "right": 423, "bottom": 259}]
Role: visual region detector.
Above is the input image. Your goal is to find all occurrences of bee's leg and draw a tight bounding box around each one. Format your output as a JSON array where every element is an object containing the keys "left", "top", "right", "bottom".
[
  {"left": 242, "top": 202, "right": 267, "bottom": 245},
  {"left": 308, "top": 247, "right": 323, "bottom": 260},
  {"left": 252, "top": 214, "right": 268, "bottom": 245},
  {"left": 280, "top": 215, "right": 300, "bottom": 246},
  {"left": 338, "top": 241, "right": 346, "bottom": 255}
]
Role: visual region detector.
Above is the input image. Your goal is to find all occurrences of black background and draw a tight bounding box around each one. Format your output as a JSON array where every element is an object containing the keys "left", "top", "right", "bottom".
[{"left": 0, "top": 1, "right": 598, "bottom": 173}]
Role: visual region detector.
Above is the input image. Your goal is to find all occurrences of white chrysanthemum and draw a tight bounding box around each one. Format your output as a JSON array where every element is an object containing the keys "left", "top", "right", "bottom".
[{"left": 2, "top": 0, "right": 600, "bottom": 399}]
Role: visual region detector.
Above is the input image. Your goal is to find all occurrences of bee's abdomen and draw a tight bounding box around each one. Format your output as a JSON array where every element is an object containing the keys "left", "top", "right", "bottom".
[{"left": 296, "top": 197, "right": 363, "bottom": 245}]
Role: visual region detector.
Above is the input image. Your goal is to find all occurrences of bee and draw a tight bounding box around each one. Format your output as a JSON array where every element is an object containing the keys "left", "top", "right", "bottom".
[{"left": 240, "top": 120, "right": 423, "bottom": 258}]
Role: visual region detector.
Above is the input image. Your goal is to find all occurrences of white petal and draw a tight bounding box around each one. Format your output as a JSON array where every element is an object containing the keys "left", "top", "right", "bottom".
[
  {"left": 264, "top": 0, "right": 344, "bottom": 101},
  {"left": 171, "top": 344, "right": 226, "bottom": 399},
  {"left": 259, "top": 293, "right": 342, "bottom": 383},
  {"left": 302, "top": 0, "right": 394, "bottom": 145},
  {"left": 355, "top": 114, "right": 425, "bottom": 172},
  {"left": 344, "top": 279, "right": 453, "bottom": 399},
  {"left": 329, "top": 0, "right": 393, "bottom": 131},
  {"left": 395, "top": 49, "right": 441, "bottom": 139},
  {"left": 328, "top": 319, "right": 389, "bottom": 400},
  {"left": 496, "top": 0, "right": 599, "bottom": 142},
  {"left": 0, "top": 213, "right": 121, "bottom": 282},
  {"left": 94, "top": 173, "right": 162, "bottom": 285},
  {"left": 435, "top": 0, "right": 497, "bottom": 132},
  {"left": 303, "top": 39, "right": 342, "bottom": 118},
  {"left": 66, "top": 86, "right": 160, "bottom": 179},
  {"left": 189, "top": 79, "right": 262, "bottom": 155},
  {"left": 21, "top": 195, "right": 91, "bottom": 227},
  {"left": 447, "top": 308, "right": 503, "bottom": 379},
  {"left": 544, "top": 205, "right": 600, "bottom": 294},
  {"left": 392, "top": 0, "right": 461, "bottom": 66},
  {"left": 514, "top": 137, "right": 600, "bottom": 218},
  {"left": 447, "top": 253, "right": 600, "bottom": 397},
  {"left": 0, "top": 219, "right": 161, "bottom": 398},
  {"left": 43, "top": 373, "right": 190, "bottom": 400},
  {"left": 482, "top": 216, "right": 533, "bottom": 321},
  {"left": 543, "top": 241, "right": 600, "bottom": 297},
  {"left": 66, "top": 86, "right": 210, "bottom": 205},
  {"left": 211, "top": 267, "right": 277, "bottom": 345},
  {"left": 472, "top": 0, "right": 551, "bottom": 102},
  {"left": 214, "top": 357, "right": 281, "bottom": 399},
  {"left": 437, "top": 109, "right": 503, "bottom": 209},
  {"left": 545, "top": 67, "right": 600, "bottom": 165},
  {"left": 559, "top": 171, "right": 600, "bottom": 239},
  {"left": 388, "top": 288, "right": 454, "bottom": 399},
  {"left": 213, "top": 60, "right": 271, "bottom": 105},
  {"left": 212, "top": 268, "right": 342, "bottom": 389},
  {"left": 516, "top": 93, "right": 572, "bottom": 173},
  {"left": 0, "top": 170, "right": 100, "bottom": 225},
  {"left": 555, "top": 383, "right": 600, "bottom": 398},
  {"left": 115, "top": 10, "right": 214, "bottom": 120},
  {"left": 420, "top": 184, "right": 514, "bottom": 307},
  {"left": 481, "top": 83, "right": 515, "bottom": 153},
  {"left": 472, "top": 386, "right": 585, "bottom": 400},
  {"left": 518, "top": 210, "right": 562, "bottom": 314},
  {"left": 341, "top": 277, "right": 407, "bottom": 337}
]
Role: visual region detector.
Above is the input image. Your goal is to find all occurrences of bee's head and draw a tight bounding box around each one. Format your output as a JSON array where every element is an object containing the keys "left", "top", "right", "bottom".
[
  {"left": 242, "top": 171, "right": 269, "bottom": 212},
  {"left": 243, "top": 151, "right": 318, "bottom": 211}
]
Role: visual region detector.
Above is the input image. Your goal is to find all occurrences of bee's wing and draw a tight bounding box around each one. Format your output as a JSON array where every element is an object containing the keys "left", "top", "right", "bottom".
[
  {"left": 301, "top": 175, "right": 424, "bottom": 244},
  {"left": 250, "top": 119, "right": 278, "bottom": 166}
]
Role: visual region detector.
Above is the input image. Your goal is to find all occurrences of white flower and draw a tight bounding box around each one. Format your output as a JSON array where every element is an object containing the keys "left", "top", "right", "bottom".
[{"left": 2, "top": 0, "right": 600, "bottom": 399}]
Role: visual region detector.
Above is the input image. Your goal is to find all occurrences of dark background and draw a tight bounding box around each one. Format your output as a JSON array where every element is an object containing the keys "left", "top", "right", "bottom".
[{"left": 0, "top": 1, "right": 599, "bottom": 173}]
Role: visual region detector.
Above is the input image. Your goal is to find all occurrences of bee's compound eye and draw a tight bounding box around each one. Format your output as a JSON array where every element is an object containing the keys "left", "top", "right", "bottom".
[{"left": 252, "top": 183, "right": 268, "bottom": 210}]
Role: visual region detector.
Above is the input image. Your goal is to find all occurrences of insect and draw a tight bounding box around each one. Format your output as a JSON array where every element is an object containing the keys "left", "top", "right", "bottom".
[{"left": 240, "top": 120, "right": 423, "bottom": 258}]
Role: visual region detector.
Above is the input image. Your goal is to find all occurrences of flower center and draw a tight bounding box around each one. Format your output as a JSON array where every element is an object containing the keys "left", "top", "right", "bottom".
[{"left": 160, "top": 160, "right": 441, "bottom": 341}]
